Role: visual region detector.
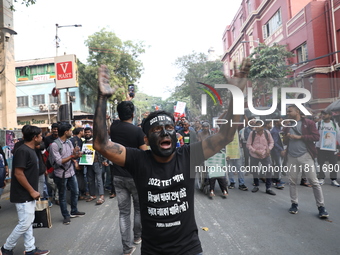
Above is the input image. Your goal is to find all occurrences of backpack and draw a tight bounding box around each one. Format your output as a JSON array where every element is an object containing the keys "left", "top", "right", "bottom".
[
  {"left": 44, "top": 139, "right": 64, "bottom": 173},
  {"left": 251, "top": 130, "right": 270, "bottom": 145}
]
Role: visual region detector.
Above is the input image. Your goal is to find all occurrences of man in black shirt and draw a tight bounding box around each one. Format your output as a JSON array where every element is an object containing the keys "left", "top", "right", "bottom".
[
  {"left": 1, "top": 126, "right": 50, "bottom": 255},
  {"left": 93, "top": 59, "right": 251, "bottom": 255},
  {"left": 110, "top": 101, "right": 147, "bottom": 255}
]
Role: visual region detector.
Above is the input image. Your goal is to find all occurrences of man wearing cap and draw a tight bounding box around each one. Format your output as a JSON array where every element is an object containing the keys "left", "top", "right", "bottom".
[
  {"left": 93, "top": 59, "right": 251, "bottom": 255},
  {"left": 316, "top": 109, "right": 340, "bottom": 187}
]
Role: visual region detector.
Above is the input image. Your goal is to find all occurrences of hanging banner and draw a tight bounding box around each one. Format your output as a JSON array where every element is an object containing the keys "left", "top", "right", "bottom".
[{"left": 54, "top": 54, "right": 78, "bottom": 89}]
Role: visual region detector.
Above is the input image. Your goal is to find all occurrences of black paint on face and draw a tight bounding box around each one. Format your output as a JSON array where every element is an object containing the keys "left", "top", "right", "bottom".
[{"left": 148, "top": 121, "right": 177, "bottom": 158}]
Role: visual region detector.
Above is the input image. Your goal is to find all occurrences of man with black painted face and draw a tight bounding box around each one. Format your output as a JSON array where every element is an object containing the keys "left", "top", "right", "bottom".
[{"left": 93, "top": 59, "right": 251, "bottom": 255}]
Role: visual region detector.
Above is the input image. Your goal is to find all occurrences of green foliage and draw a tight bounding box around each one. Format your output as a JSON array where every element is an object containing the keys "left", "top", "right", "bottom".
[
  {"left": 11, "top": 0, "right": 36, "bottom": 11},
  {"left": 248, "top": 43, "right": 294, "bottom": 102},
  {"left": 82, "top": 28, "right": 145, "bottom": 103},
  {"left": 171, "top": 51, "right": 227, "bottom": 122}
]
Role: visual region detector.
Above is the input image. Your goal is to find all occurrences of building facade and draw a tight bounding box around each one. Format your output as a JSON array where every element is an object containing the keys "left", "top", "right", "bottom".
[
  {"left": 16, "top": 57, "right": 94, "bottom": 133},
  {"left": 222, "top": 0, "right": 340, "bottom": 111}
]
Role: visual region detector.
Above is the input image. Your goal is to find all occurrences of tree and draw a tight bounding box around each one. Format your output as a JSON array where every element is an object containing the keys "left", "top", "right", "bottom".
[
  {"left": 79, "top": 28, "right": 146, "bottom": 105},
  {"left": 248, "top": 43, "right": 294, "bottom": 105},
  {"left": 10, "top": 0, "right": 36, "bottom": 10},
  {"left": 171, "top": 51, "right": 227, "bottom": 122}
]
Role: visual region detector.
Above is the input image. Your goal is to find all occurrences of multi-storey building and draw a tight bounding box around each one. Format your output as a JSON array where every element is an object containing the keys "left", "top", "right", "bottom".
[
  {"left": 16, "top": 57, "right": 94, "bottom": 133},
  {"left": 222, "top": 0, "right": 340, "bottom": 111}
]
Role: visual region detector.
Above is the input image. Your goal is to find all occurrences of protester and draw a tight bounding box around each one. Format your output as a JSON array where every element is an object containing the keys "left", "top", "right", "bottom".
[
  {"left": 50, "top": 123, "right": 85, "bottom": 225},
  {"left": 93, "top": 59, "right": 251, "bottom": 254},
  {"left": 1, "top": 125, "right": 50, "bottom": 255},
  {"left": 283, "top": 105, "right": 329, "bottom": 218},
  {"left": 315, "top": 109, "right": 340, "bottom": 187},
  {"left": 110, "top": 101, "right": 147, "bottom": 255},
  {"left": 83, "top": 127, "right": 105, "bottom": 205},
  {"left": 247, "top": 120, "right": 276, "bottom": 195},
  {"left": 0, "top": 145, "right": 8, "bottom": 210}
]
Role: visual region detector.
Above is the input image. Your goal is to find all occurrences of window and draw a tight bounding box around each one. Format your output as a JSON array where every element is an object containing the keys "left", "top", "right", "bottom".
[
  {"left": 17, "top": 96, "right": 28, "bottom": 107},
  {"left": 297, "top": 43, "right": 308, "bottom": 62},
  {"left": 239, "top": 15, "right": 243, "bottom": 26},
  {"left": 263, "top": 9, "right": 282, "bottom": 38},
  {"left": 19, "top": 68, "right": 27, "bottom": 76},
  {"left": 32, "top": 94, "right": 45, "bottom": 105},
  {"left": 49, "top": 94, "right": 58, "bottom": 104}
]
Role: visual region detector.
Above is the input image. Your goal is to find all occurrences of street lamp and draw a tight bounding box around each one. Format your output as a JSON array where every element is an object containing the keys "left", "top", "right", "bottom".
[{"left": 55, "top": 23, "right": 82, "bottom": 56}]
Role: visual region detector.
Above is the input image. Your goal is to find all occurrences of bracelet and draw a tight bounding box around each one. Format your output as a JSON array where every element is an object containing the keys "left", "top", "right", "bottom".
[{"left": 71, "top": 155, "right": 75, "bottom": 159}]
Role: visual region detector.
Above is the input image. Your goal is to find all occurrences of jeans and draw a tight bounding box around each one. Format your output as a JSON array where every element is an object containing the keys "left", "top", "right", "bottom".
[
  {"left": 54, "top": 174, "right": 79, "bottom": 218},
  {"left": 250, "top": 156, "right": 273, "bottom": 189},
  {"left": 287, "top": 153, "right": 325, "bottom": 207},
  {"left": 317, "top": 149, "right": 338, "bottom": 180},
  {"left": 227, "top": 158, "right": 245, "bottom": 185},
  {"left": 87, "top": 162, "right": 104, "bottom": 196},
  {"left": 114, "top": 176, "right": 141, "bottom": 254},
  {"left": 4, "top": 201, "right": 36, "bottom": 252}
]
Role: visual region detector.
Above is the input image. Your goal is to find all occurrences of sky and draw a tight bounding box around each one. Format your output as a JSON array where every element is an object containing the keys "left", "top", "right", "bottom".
[{"left": 13, "top": 0, "right": 242, "bottom": 99}]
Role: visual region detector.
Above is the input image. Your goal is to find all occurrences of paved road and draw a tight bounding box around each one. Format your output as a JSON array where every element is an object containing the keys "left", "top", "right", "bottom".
[{"left": 0, "top": 176, "right": 339, "bottom": 255}]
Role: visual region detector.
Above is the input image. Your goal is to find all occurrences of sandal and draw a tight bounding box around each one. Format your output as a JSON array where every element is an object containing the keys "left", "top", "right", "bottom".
[
  {"left": 96, "top": 198, "right": 105, "bottom": 205},
  {"left": 86, "top": 196, "right": 96, "bottom": 202}
]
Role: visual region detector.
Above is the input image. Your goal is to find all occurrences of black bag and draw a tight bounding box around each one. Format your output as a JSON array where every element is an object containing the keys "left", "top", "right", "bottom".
[{"left": 33, "top": 199, "right": 52, "bottom": 228}]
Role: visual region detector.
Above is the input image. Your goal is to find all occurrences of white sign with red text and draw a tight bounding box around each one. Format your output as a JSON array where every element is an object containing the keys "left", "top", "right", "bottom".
[{"left": 54, "top": 54, "right": 78, "bottom": 89}]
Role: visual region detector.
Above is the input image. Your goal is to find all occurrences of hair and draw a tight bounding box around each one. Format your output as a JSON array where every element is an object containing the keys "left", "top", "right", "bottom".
[
  {"left": 84, "top": 127, "right": 92, "bottom": 133},
  {"left": 73, "top": 127, "right": 84, "bottom": 135},
  {"left": 142, "top": 110, "right": 175, "bottom": 136},
  {"left": 117, "top": 101, "right": 134, "bottom": 121},
  {"left": 287, "top": 105, "right": 302, "bottom": 115},
  {"left": 58, "top": 123, "right": 72, "bottom": 137},
  {"left": 51, "top": 123, "right": 59, "bottom": 129},
  {"left": 23, "top": 125, "right": 41, "bottom": 142}
]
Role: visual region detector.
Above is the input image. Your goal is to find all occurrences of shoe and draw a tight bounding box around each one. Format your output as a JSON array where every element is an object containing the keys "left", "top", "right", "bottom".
[
  {"left": 25, "top": 247, "right": 50, "bottom": 255},
  {"left": 275, "top": 182, "right": 284, "bottom": 189},
  {"left": 318, "top": 206, "right": 329, "bottom": 218},
  {"left": 289, "top": 203, "right": 298, "bottom": 214},
  {"left": 109, "top": 193, "right": 116, "bottom": 199},
  {"left": 239, "top": 184, "right": 248, "bottom": 191},
  {"left": 124, "top": 246, "right": 136, "bottom": 255},
  {"left": 1, "top": 246, "right": 13, "bottom": 255},
  {"left": 318, "top": 179, "right": 325, "bottom": 185},
  {"left": 331, "top": 180, "right": 340, "bottom": 187},
  {"left": 209, "top": 191, "right": 215, "bottom": 199},
  {"left": 54, "top": 200, "right": 60, "bottom": 205},
  {"left": 222, "top": 191, "right": 228, "bottom": 199},
  {"left": 63, "top": 216, "right": 71, "bottom": 225},
  {"left": 251, "top": 186, "right": 259, "bottom": 193},
  {"left": 133, "top": 238, "right": 142, "bottom": 245},
  {"left": 70, "top": 211, "right": 85, "bottom": 218},
  {"left": 266, "top": 189, "right": 276, "bottom": 195},
  {"left": 228, "top": 183, "right": 235, "bottom": 189},
  {"left": 300, "top": 180, "right": 312, "bottom": 187}
]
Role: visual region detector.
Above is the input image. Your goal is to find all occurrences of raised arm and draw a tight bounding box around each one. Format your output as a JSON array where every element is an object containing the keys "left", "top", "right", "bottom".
[
  {"left": 202, "top": 58, "right": 251, "bottom": 159},
  {"left": 93, "top": 65, "right": 126, "bottom": 167}
]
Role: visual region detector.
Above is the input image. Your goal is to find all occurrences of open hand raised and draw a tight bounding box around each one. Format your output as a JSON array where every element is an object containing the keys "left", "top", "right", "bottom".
[{"left": 98, "top": 65, "right": 118, "bottom": 97}]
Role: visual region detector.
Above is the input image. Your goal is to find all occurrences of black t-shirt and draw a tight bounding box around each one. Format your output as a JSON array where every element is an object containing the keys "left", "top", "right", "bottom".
[
  {"left": 10, "top": 144, "right": 39, "bottom": 203},
  {"left": 110, "top": 120, "right": 145, "bottom": 177},
  {"left": 125, "top": 142, "right": 204, "bottom": 255},
  {"left": 44, "top": 134, "right": 58, "bottom": 149},
  {"left": 178, "top": 130, "right": 197, "bottom": 145}
]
